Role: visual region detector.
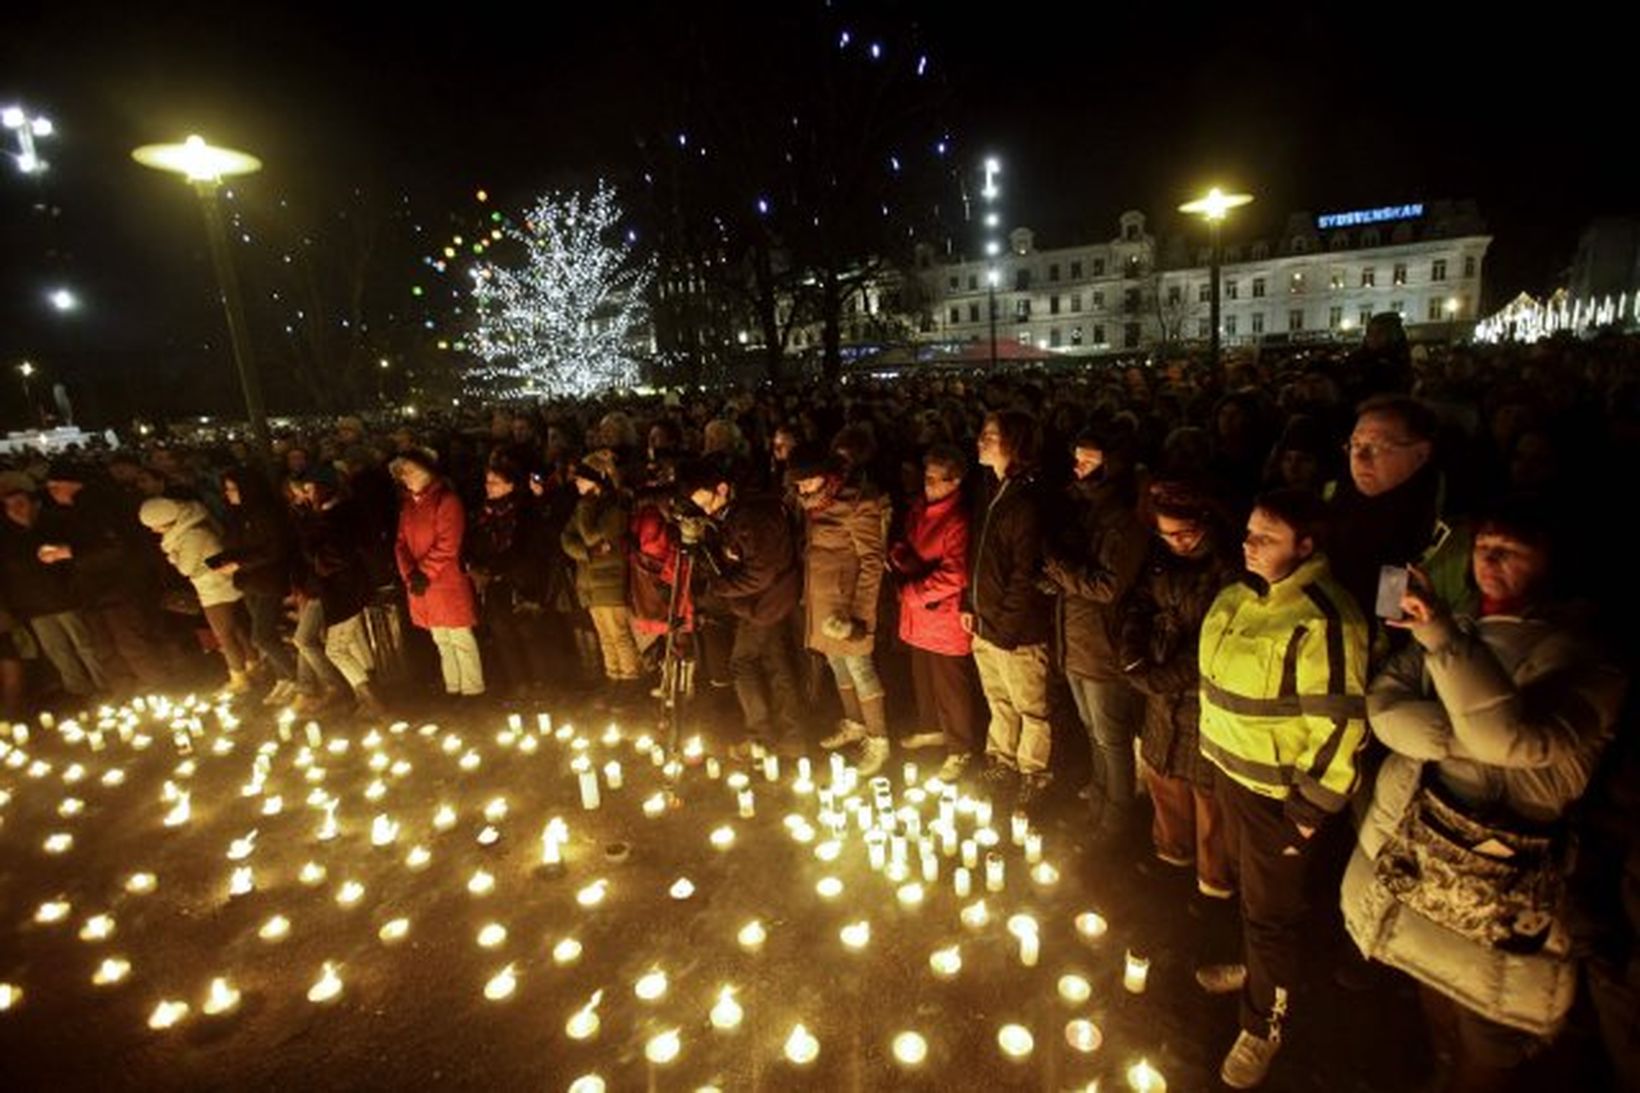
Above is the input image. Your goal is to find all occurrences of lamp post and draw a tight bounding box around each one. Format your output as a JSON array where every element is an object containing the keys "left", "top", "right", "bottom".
[
  {"left": 132, "top": 135, "right": 269, "bottom": 454},
  {"left": 3, "top": 105, "right": 53, "bottom": 175},
  {"left": 982, "top": 157, "right": 1002, "bottom": 369},
  {"left": 1179, "top": 187, "right": 1253, "bottom": 372},
  {"left": 18, "top": 361, "right": 38, "bottom": 427}
]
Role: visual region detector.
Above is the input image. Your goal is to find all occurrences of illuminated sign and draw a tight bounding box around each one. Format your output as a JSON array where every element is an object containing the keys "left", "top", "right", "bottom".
[{"left": 1316, "top": 204, "right": 1424, "bottom": 230}]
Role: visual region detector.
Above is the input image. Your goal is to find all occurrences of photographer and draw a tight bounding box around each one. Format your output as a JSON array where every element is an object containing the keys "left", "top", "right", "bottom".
[{"left": 676, "top": 459, "right": 803, "bottom": 758}]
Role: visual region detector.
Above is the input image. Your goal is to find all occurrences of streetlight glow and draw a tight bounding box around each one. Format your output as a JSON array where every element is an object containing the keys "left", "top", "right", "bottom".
[
  {"left": 132, "top": 135, "right": 262, "bottom": 184},
  {"left": 1, "top": 108, "right": 23, "bottom": 129},
  {"left": 49, "top": 288, "right": 78, "bottom": 312},
  {"left": 19, "top": 362, "right": 35, "bottom": 378},
  {"left": 1179, "top": 186, "right": 1254, "bottom": 222}
]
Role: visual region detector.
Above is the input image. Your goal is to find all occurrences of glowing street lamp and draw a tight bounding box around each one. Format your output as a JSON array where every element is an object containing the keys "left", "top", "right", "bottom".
[
  {"left": 4, "top": 105, "right": 53, "bottom": 174},
  {"left": 132, "top": 135, "right": 269, "bottom": 453},
  {"left": 49, "top": 288, "right": 78, "bottom": 312},
  {"left": 981, "top": 156, "right": 1003, "bottom": 368},
  {"left": 1179, "top": 187, "right": 1254, "bottom": 370},
  {"left": 17, "top": 361, "right": 40, "bottom": 428}
]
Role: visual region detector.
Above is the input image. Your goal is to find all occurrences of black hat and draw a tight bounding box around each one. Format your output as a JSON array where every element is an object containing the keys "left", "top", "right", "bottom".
[{"left": 391, "top": 447, "right": 441, "bottom": 478}]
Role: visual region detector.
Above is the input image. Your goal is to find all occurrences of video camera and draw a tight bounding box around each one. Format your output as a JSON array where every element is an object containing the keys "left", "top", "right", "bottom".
[{"left": 663, "top": 494, "right": 714, "bottom": 547}]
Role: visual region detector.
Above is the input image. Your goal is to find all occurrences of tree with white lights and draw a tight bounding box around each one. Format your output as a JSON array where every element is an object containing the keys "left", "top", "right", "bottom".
[{"left": 468, "top": 183, "right": 651, "bottom": 398}]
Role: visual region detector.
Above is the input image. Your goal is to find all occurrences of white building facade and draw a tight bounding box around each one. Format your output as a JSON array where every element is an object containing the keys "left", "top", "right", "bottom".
[{"left": 914, "top": 200, "right": 1492, "bottom": 357}]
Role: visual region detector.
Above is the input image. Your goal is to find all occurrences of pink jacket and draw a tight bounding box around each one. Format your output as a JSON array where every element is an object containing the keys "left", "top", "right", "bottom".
[
  {"left": 395, "top": 479, "right": 477, "bottom": 630},
  {"left": 890, "top": 492, "right": 971, "bottom": 657}
]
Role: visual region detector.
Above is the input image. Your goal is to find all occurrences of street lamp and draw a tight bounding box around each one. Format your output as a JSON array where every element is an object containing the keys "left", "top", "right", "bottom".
[
  {"left": 981, "top": 157, "right": 1003, "bottom": 369},
  {"left": 1179, "top": 187, "right": 1254, "bottom": 371},
  {"left": 17, "top": 361, "right": 38, "bottom": 427},
  {"left": 3, "top": 105, "right": 53, "bottom": 174},
  {"left": 48, "top": 287, "right": 78, "bottom": 312},
  {"left": 133, "top": 135, "right": 269, "bottom": 453}
]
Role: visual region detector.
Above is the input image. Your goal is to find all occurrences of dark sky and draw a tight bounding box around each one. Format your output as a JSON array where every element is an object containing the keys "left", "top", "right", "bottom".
[{"left": 2, "top": 2, "right": 1635, "bottom": 416}]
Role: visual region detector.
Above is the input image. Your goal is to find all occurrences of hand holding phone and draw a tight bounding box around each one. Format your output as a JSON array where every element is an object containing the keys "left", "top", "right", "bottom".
[{"left": 1375, "top": 565, "right": 1409, "bottom": 620}]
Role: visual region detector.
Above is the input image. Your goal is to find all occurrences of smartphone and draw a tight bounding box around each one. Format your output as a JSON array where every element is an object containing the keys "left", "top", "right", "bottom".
[{"left": 1375, "top": 565, "right": 1409, "bottom": 620}]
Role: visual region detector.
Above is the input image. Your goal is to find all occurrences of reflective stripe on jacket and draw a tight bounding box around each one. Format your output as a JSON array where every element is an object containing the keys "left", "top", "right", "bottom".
[{"left": 1198, "top": 554, "right": 1369, "bottom": 822}]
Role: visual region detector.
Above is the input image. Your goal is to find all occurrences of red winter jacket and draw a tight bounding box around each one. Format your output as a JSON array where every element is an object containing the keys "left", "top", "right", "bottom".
[
  {"left": 395, "top": 479, "right": 477, "bottom": 630},
  {"left": 889, "top": 491, "right": 971, "bottom": 657},
  {"left": 629, "top": 499, "right": 693, "bottom": 636}
]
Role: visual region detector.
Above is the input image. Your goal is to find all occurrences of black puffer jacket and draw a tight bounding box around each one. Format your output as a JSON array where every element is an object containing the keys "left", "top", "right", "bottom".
[
  {"left": 292, "top": 499, "right": 371, "bottom": 624},
  {"left": 1119, "top": 530, "right": 1240, "bottom": 787},
  {"left": 966, "top": 471, "right": 1051, "bottom": 650},
  {"left": 709, "top": 493, "right": 801, "bottom": 626},
  {"left": 217, "top": 473, "right": 295, "bottom": 599},
  {"left": 1044, "top": 474, "right": 1148, "bottom": 680}
]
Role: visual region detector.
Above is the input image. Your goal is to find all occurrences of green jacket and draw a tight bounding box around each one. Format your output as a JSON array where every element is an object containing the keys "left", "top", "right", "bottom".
[{"left": 561, "top": 494, "right": 629, "bottom": 608}]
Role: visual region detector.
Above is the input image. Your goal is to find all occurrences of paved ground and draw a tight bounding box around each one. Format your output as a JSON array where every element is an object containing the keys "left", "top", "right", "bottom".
[{"left": 0, "top": 678, "right": 1615, "bottom": 1092}]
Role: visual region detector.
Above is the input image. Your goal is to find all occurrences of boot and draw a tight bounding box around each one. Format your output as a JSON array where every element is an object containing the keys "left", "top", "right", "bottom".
[{"left": 225, "top": 668, "right": 252, "bottom": 695}]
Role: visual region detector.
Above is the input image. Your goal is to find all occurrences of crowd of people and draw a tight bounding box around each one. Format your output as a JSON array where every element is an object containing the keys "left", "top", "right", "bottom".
[{"left": 1, "top": 318, "right": 1638, "bottom": 1089}]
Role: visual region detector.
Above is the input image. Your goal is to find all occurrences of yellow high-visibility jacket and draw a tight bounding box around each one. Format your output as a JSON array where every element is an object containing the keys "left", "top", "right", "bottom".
[{"left": 1198, "top": 554, "right": 1369, "bottom": 825}]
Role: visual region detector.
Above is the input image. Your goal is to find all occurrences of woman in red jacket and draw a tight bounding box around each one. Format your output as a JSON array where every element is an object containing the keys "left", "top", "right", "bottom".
[
  {"left": 888, "top": 444, "right": 979, "bottom": 782},
  {"left": 392, "top": 449, "right": 485, "bottom": 699}
]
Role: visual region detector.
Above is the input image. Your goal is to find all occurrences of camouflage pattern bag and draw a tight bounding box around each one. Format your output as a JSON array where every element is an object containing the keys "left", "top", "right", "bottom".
[{"left": 1373, "top": 779, "right": 1564, "bottom": 954}]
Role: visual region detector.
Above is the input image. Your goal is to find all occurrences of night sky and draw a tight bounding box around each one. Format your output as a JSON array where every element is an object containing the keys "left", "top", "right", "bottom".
[{"left": 1, "top": 2, "right": 1634, "bottom": 420}]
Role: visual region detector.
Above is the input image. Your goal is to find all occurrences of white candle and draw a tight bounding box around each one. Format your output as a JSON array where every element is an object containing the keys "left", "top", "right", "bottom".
[
  {"left": 1020, "top": 930, "right": 1040, "bottom": 967},
  {"left": 954, "top": 867, "right": 972, "bottom": 898},
  {"left": 379, "top": 918, "right": 410, "bottom": 944},
  {"left": 902, "top": 761, "right": 918, "bottom": 786},
  {"left": 840, "top": 920, "right": 871, "bottom": 950},
  {"left": 784, "top": 1023, "right": 819, "bottom": 1065},
  {"left": 763, "top": 754, "right": 779, "bottom": 782},
  {"left": 552, "top": 938, "right": 582, "bottom": 965},
  {"left": 737, "top": 789, "right": 755, "bottom": 818},
  {"left": 929, "top": 944, "right": 962, "bottom": 977},
  {"left": 1011, "top": 810, "right": 1029, "bottom": 846},
  {"left": 578, "top": 770, "right": 601, "bottom": 810},
  {"left": 709, "top": 986, "right": 743, "bottom": 1031},
  {"left": 634, "top": 968, "right": 668, "bottom": 1002},
  {"left": 1127, "top": 1059, "right": 1167, "bottom": 1093},
  {"left": 737, "top": 920, "right": 766, "bottom": 951},
  {"left": 985, "top": 852, "right": 1005, "bottom": 892},
  {"left": 1075, "top": 911, "right": 1108, "bottom": 941},
  {"left": 202, "top": 976, "right": 241, "bottom": 1016},
  {"left": 997, "top": 1023, "right": 1034, "bottom": 1060},
  {"left": 866, "top": 831, "right": 887, "bottom": 871},
  {"left": 816, "top": 876, "right": 844, "bottom": 899},
  {"left": 798, "top": 756, "right": 812, "bottom": 781},
  {"left": 1058, "top": 974, "right": 1091, "bottom": 1004},
  {"left": 975, "top": 799, "right": 993, "bottom": 828},
  {"left": 477, "top": 922, "right": 507, "bottom": 948},
  {"left": 305, "top": 723, "right": 322, "bottom": 748},
  {"left": 961, "top": 839, "right": 978, "bottom": 870},
  {"left": 890, "top": 834, "right": 908, "bottom": 866},
  {"left": 148, "top": 999, "right": 189, "bottom": 1029},
  {"left": 642, "top": 793, "right": 666, "bottom": 817},
  {"left": 1123, "top": 951, "right": 1150, "bottom": 994},
  {"left": 710, "top": 825, "right": 736, "bottom": 850},
  {"left": 706, "top": 757, "right": 721, "bottom": 780},
  {"left": 307, "top": 961, "right": 343, "bottom": 1004},
  {"left": 484, "top": 964, "right": 518, "bottom": 1001},
  {"left": 566, "top": 992, "right": 601, "bottom": 1040},
  {"left": 960, "top": 899, "right": 990, "bottom": 930},
  {"left": 603, "top": 761, "right": 622, "bottom": 789},
  {"left": 892, "top": 1030, "right": 928, "bottom": 1067},
  {"left": 1065, "top": 1018, "right": 1102, "bottom": 1054},
  {"left": 921, "top": 853, "right": 939, "bottom": 884},
  {"left": 896, "top": 883, "right": 924, "bottom": 909},
  {"left": 1025, "top": 832, "right": 1043, "bottom": 864},
  {"left": 645, "top": 1028, "right": 682, "bottom": 1065}
]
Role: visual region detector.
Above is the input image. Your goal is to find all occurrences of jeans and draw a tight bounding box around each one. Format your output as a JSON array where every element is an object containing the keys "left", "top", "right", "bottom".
[
  {"left": 29, "top": 610, "right": 107, "bottom": 696},
  {"left": 430, "top": 626, "right": 484, "bottom": 695},
  {"left": 971, "top": 635, "right": 1051, "bottom": 775},
  {"left": 294, "top": 598, "right": 346, "bottom": 693},
  {"left": 824, "top": 651, "right": 884, "bottom": 702},
  {"left": 1068, "top": 674, "right": 1146, "bottom": 807},
  {"left": 324, "top": 613, "right": 373, "bottom": 690},
  {"left": 243, "top": 590, "right": 296, "bottom": 681},
  {"left": 730, "top": 616, "right": 801, "bottom": 742}
]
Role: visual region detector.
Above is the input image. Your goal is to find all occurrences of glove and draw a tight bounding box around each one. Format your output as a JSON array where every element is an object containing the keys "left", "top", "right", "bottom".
[
  {"left": 408, "top": 569, "right": 430, "bottom": 596},
  {"left": 821, "top": 613, "right": 864, "bottom": 642}
]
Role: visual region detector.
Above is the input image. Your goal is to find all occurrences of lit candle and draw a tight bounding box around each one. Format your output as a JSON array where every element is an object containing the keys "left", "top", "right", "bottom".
[
  {"left": 705, "top": 757, "right": 722, "bottom": 779},
  {"left": 79, "top": 914, "right": 115, "bottom": 942},
  {"left": 202, "top": 976, "right": 241, "bottom": 1016},
  {"left": 1123, "top": 951, "right": 1150, "bottom": 994},
  {"left": 476, "top": 825, "right": 500, "bottom": 847},
  {"left": 148, "top": 999, "right": 189, "bottom": 1029},
  {"left": 92, "top": 956, "right": 131, "bottom": 986},
  {"left": 433, "top": 804, "right": 457, "bottom": 831},
  {"left": 954, "top": 867, "right": 972, "bottom": 898},
  {"left": 737, "top": 789, "right": 755, "bottom": 818},
  {"left": 477, "top": 922, "right": 507, "bottom": 949},
  {"left": 1058, "top": 974, "right": 1091, "bottom": 1005},
  {"left": 1032, "top": 862, "right": 1060, "bottom": 887},
  {"left": 1075, "top": 911, "right": 1108, "bottom": 941},
  {"left": 1020, "top": 930, "right": 1040, "bottom": 967},
  {"left": 603, "top": 761, "right": 622, "bottom": 789},
  {"left": 536, "top": 713, "right": 551, "bottom": 734},
  {"left": 929, "top": 944, "right": 962, "bottom": 978},
  {"left": 379, "top": 918, "right": 410, "bottom": 944},
  {"left": 669, "top": 877, "right": 695, "bottom": 900},
  {"left": 1065, "top": 1019, "right": 1102, "bottom": 1055},
  {"left": 710, "top": 825, "right": 736, "bottom": 850},
  {"left": 1025, "top": 832, "right": 1043, "bottom": 864},
  {"left": 985, "top": 852, "right": 1004, "bottom": 893},
  {"left": 902, "top": 761, "right": 918, "bottom": 787},
  {"left": 763, "top": 754, "right": 779, "bottom": 782},
  {"left": 997, "top": 1023, "right": 1034, "bottom": 1060},
  {"left": 939, "top": 822, "right": 957, "bottom": 858},
  {"left": 893, "top": 1030, "right": 929, "bottom": 1067},
  {"left": 459, "top": 751, "right": 480, "bottom": 772},
  {"left": 816, "top": 876, "right": 844, "bottom": 900},
  {"left": 162, "top": 792, "right": 191, "bottom": 827},
  {"left": 784, "top": 1023, "right": 819, "bottom": 1066},
  {"left": 897, "top": 883, "right": 925, "bottom": 908},
  {"left": 921, "top": 853, "right": 939, "bottom": 884},
  {"left": 227, "top": 867, "right": 255, "bottom": 898},
  {"left": 371, "top": 815, "right": 399, "bottom": 846},
  {"left": 405, "top": 845, "right": 431, "bottom": 871},
  {"left": 709, "top": 985, "right": 743, "bottom": 1031},
  {"left": 1127, "top": 1059, "right": 1166, "bottom": 1093},
  {"left": 961, "top": 839, "right": 978, "bottom": 870},
  {"left": 261, "top": 796, "right": 283, "bottom": 816},
  {"left": 645, "top": 1028, "right": 682, "bottom": 1065},
  {"left": 335, "top": 879, "right": 365, "bottom": 906},
  {"left": 575, "top": 879, "right": 607, "bottom": 907},
  {"left": 484, "top": 964, "right": 518, "bottom": 1002},
  {"left": 552, "top": 938, "right": 582, "bottom": 965},
  {"left": 840, "top": 920, "right": 871, "bottom": 950},
  {"left": 258, "top": 914, "right": 290, "bottom": 942},
  {"left": 890, "top": 834, "right": 908, "bottom": 866},
  {"left": 975, "top": 799, "right": 993, "bottom": 828},
  {"left": 307, "top": 962, "right": 343, "bottom": 1004},
  {"left": 866, "top": 830, "right": 887, "bottom": 871},
  {"left": 566, "top": 991, "right": 602, "bottom": 1040},
  {"left": 737, "top": 920, "right": 766, "bottom": 952},
  {"left": 642, "top": 793, "right": 666, "bottom": 818},
  {"left": 304, "top": 722, "right": 322, "bottom": 748},
  {"left": 468, "top": 870, "right": 495, "bottom": 897},
  {"left": 960, "top": 899, "right": 990, "bottom": 930},
  {"left": 1011, "top": 810, "right": 1029, "bottom": 846},
  {"left": 316, "top": 803, "right": 339, "bottom": 841},
  {"left": 578, "top": 769, "right": 601, "bottom": 810}
]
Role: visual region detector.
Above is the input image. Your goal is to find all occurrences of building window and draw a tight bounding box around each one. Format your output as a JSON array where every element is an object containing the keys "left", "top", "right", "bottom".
[
  {"left": 969, "top": 303, "right": 980, "bottom": 323},
  {"left": 1015, "top": 268, "right": 1031, "bottom": 291},
  {"left": 1463, "top": 255, "right": 1476, "bottom": 278},
  {"left": 948, "top": 306, "right": 961, "bottom": 325},
  {"left": 1124, "top": 288, "right": 1141, "bottom": 312},
  {"left": 1197, "top": 318, "right": 1211, "bottom": 338},
  {"left": 1017, "top": 332, "right": 1031, "bottom": 346},
  {"left": 1093, "top": 323, "right": 1106, "bottom": 344},
  {"left": 1070, "top": 292, "right": 1083, "bottom": 312},
  {"left": 1290, "top": 272, "right": 1305, "bottom": 294},
  {"left": 1093, "top": 290, "right": 1105, "bottom": 309},
  {"left": 1050, "top": 295, "right": 1061, "bottom": 315},
  {"left": 1198, "top": 283, "right": 1212, "bottom": 303},
  {"left": 1225, "top": 314, "right": 1238, "bottom": 336},
  {"left": 1328, "top": 306, "right": 1343, "bottom": 329},
  {"left": 1252, "top": 277, "right": 1266, "bottom": 298},
  {"left": 1071, "top": 326, "right": 1083, "bottom": 346},
  {"left": 1070, "top": 260, "right": 1083, "bottom": 279},
  {"left": 1390, "top": 299, "right": 1404, "bottom": 316},
  {"left": 968, "top": 274, "right": 978, "bottom": 291},
  {"left": 1329, "top": 273, "right": 1344, "bottom": 291},
  {"left": 1124, "top": 223, "right": 1139, "bottom": 241},
  {"left": 1393, "top": 262, "right": 1407, "bottom": 286},
  {"left": 1359, "top": 307, "right": 1372, "bottom": 328},
  {"left": 1427, "top": 298, "right": 1445, "bottom": 321},
  {"left": 1166, "top": 285, "right": 1182, "bottom": 306},
  {"left": 1123, "top": 322, "right": 1141, "bottom": 347},
  {"left": 1048, "top": 263, "right": 1060, "bottom": 282},
  {"left": 1252, "top": 242, "right": 1269, "bottom": 260},
  {"left": 948, "top": 275, "right": 959, "bottom": 290},
  {"left": 1361, "top": 268, "right": 1375, "bottom": 288},
  {"left": 1289, "top": 309, "right": 1304, "bottom": 332},
  {"left": 1049, "top": 327, "right": 1062, "bottom": 347},
  {"left": 1292, "top": 236, "right": 1307, "bottom": 254},
  {"left": 1125, "top": 255, "right": 1142, "bottom": 278},
  {"left": 1432, "top": 259, "right": 1447, "bottom": 282},
  {"left": 1093, "top": 257, "right": 1106, "bottom": 276},
  {"left": 1363, "top": 229, "right": 1381, "bottom": 247},
  {"left": 1226, "top": 280, "right": 1239, "bottom": 300},
  {"left": 1251, "top": 312, "right": 1265, "bottom": 334},
  {"left": 1016, "top": 299, "right": 1031, "bottom": 320}
]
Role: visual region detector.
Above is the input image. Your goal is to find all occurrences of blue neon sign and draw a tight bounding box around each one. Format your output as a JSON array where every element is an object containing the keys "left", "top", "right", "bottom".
[{"left": 1316, "top": 204, "right": 1424, "bottom": 230}]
